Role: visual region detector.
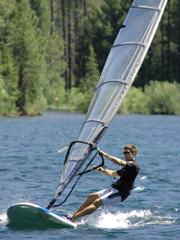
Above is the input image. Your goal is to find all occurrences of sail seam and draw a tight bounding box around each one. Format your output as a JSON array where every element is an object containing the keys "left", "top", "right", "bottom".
[{"left": 131, "top": 5, "right": 161, "bottom": 11}]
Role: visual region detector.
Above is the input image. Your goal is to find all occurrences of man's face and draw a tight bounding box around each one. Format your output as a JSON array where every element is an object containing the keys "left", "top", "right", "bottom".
[{"left": 123, "top": 148, "right": 135, "bottom": 161}]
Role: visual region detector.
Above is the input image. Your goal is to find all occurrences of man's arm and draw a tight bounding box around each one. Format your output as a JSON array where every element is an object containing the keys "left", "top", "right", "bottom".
[
  {"left": 99, "top": 150, "right": 126, "bottom": 167},
  {"left": 92, "top": 166, "right": 119, "bottom": 177}
]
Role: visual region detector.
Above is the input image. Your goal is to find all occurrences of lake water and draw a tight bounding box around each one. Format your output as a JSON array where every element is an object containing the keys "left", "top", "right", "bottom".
[{"left": 0, "top": 112, "right": 180, "bottom": 239}]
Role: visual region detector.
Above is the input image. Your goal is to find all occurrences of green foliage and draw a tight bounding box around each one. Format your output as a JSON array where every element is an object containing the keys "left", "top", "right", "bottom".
[
  {"left": 119, "top": 87, "right": 150, "bottom": 114},
  {"left": 0, "top": 0, "right": 19, "bottom": 115},
  {"left": 0, "top": 47, "right": 19, "bottom": 107},
  {"left": 42, "top": 76, "right": 180, "bottom": 116},
  {"left": 0, "top": 0, "right": 180, "bottom": 116},
  {"left": 144, "top": 81, "right": 180, "bottom": 115},
  {"left": 0, "top": 76, "right": 17, "bottom": 116},
  {"left": 78, "top": 0, "right": 131, "bottom": 76},
  {"left": 45, "top": 33, "right": 66, "bottom": 109},
  {"left": 12, "top": 0, "right": 48, "bottom": 115},
  {"left": 59, "top": 88, "right": 85, "bottom": 113},
  {"left": 29, "top": 0, "right": 50, "bottom": 32},
  {"left": 119, "top": 82, "right": 180, "bottom": 115},
  {"left": 62, "top": 82, "right": 180, "bottom": 115},
  {"left": 78, "top": 44, "right": 100, "bottom": 112},
  {"left": 79, "top": 45, "right": 100, "bottom": 93}
]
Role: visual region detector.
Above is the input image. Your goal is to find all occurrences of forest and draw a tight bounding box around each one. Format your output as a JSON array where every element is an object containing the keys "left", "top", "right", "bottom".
[{"left": 0, "top": 0, "right": 180, "bottom": 116}]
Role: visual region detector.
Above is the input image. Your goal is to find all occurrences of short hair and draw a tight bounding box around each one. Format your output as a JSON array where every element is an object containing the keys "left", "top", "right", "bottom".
[{"left": 124, "top": 144, "right": 137, "bottom": 153}]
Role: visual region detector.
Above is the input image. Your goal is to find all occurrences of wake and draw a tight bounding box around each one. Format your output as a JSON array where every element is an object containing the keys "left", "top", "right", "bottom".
[{"left": 79, "top": 209, "right": 176, "bottom": 229}]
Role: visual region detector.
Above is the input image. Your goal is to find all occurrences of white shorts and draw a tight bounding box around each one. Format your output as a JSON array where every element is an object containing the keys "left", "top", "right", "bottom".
[{"left": 96, "top": 188, "right": 122, "bottom": 207}]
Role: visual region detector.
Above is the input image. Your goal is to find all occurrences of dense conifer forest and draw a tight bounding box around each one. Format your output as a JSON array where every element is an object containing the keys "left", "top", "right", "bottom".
[{"left": 0, "top": 0, "right": 180, "bottom": 116}]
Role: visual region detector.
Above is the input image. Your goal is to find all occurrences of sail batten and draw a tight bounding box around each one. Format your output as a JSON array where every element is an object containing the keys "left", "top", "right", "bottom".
[
  {"left": 112, "top": 42, "right": 146, "bottom": 48},
  {"left": 48, "top": 0, "right": 168, "bottom": 209},
  {"left": 84, "top": 119, "right": 107, "bottom": 125},
  {"left": 83, "top": 119, "right": 107, "bottom": 128},
  {"left": 95, "top": 79, "right": 127, "bottom": 91},
  {"left": 131, "top": 5, "right": 161, "bottom": 11}
]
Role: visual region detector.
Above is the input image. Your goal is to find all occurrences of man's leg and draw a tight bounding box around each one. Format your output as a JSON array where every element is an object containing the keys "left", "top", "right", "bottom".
[
  {"left": 74, "top": 193, "right": 99, "bottom": 213},
  {"left": 71, "top": 193, "right": 103, "bottom": 222}
]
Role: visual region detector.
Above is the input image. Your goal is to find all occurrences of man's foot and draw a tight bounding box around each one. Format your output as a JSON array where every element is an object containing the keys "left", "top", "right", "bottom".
[{"left": 63, "top": 215, "right": 74, "bottom": 222}]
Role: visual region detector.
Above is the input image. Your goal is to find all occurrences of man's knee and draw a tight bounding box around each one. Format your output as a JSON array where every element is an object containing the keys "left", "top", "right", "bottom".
[
  {"left": 88, "top": 193, "right": 99, "bottom": 201},
  {"left": 93, "top": 198, "right": 103, "bottom": 208}
]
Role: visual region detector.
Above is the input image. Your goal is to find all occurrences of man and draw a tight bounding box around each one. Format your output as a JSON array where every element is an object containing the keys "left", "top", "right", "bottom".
[{"left": 70, "top": 144, "right": 140, "bottom": 222}]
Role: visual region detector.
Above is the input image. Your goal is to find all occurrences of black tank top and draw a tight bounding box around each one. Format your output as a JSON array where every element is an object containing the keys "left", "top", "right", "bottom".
[{"left": 111, "top": 160, "right": 140, "bottom": 201}]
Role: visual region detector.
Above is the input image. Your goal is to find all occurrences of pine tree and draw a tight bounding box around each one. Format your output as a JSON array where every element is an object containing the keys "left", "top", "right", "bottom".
[
  {"left": 79, "top": 44, "right": 100, "bottom": 93},
  {"left": 169, "top": 0, "right": 180, "bottom": 82},
  {"left": 45, "top": 33, "right": 66, "bottom": 109},
  {"left": 12, "top": 0, "right": 47, "bottom": 115},
  {"left": 0, "top": 0, "right": 19, "bottom": 114},
  {"left": 78, "top": 44, "right": 100, "bottom": 112},
  {"left": 42, "top": 0, "right": 66, "bottom": 109},
  {"left": 76, "top": 0, "right": 131, "bottom": 84},
  {"left": 29, "top": 0, "right": 50, "bottom": 32}
]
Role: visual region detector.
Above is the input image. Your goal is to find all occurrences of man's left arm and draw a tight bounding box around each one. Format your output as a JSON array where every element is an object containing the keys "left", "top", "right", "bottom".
[{"left": 92, "top": 166, "right": 119, "bottom": 177}]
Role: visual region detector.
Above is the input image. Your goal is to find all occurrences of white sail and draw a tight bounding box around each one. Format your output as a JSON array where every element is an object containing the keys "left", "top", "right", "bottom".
[{"left": 47, "top": 0, "right": 167, "bottom": 209}]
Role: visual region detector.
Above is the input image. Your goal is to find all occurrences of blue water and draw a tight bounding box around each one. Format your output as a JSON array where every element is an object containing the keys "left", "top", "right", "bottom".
[{"left": 0, "top": 112, "right": 180, "bottom": 239}]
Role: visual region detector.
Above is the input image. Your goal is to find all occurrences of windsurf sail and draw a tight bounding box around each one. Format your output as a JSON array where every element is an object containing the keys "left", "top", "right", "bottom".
[{"left": 47, "top": 0, "right": 167, "bottom": 209}]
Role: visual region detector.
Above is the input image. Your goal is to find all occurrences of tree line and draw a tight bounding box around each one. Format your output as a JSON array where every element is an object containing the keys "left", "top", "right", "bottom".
[{"left": 0, "top": 0, "right": 179, "bottom": 116}]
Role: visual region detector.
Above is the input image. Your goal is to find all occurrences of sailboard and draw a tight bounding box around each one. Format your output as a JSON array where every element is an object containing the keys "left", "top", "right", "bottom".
[
  {"left": 7, "top": 203, "right": 76, "bottom": 229},
  {"left": 7, "top": 0, "right": 168, "bottom": 229}
]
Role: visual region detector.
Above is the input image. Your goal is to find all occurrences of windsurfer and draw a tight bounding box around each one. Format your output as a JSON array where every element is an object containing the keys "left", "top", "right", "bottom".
[{"left": 70, "top": 144, "right": 140, "bottom": 222}]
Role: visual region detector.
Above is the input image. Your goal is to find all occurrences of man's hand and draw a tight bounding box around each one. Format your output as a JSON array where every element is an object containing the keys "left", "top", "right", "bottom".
[
  {"left": 98, "top": 149, "right": 105, "bottom": 156},
  {"left": 91, "top": 165, "right": 97, "bottom": 171},
  {"left": 89, "top": 143, "right": 97, "bottom": 150}
]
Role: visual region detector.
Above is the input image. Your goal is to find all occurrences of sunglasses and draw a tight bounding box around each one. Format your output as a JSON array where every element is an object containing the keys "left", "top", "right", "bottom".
[{"left": 123, "top": 151, "right": 132, "bottom": 154}]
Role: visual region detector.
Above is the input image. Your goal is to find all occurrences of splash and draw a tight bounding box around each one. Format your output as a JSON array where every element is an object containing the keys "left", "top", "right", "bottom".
[
  {"left": 134, "top": 186, "right": 146, "bottom": 191},
  {"left": 82, "top": 209, "right": 175, "bottom": 229},
  {"left": 140, "top": 176, "right": 148, "bottom": 180},
  {"left": 0, "top": 213, "right": 8, "bottom": 226}
]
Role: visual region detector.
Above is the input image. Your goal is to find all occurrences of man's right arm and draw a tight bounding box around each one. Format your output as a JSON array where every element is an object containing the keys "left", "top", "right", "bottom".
[{"left": 99, "top": 150, "right": 126, "bottom": 167}]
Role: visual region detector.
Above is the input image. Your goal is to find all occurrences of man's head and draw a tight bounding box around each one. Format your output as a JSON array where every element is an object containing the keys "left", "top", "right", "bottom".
[{"left": 123, "top": 144, "right": 137, "bottom": 161}]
